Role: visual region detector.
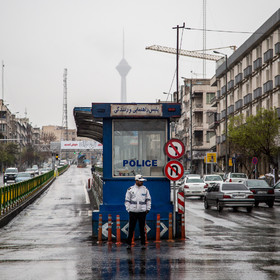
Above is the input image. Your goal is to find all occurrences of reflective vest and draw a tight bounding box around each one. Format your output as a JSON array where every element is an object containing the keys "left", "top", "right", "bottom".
[{"left": 125, "top": 184, "right": 151, "bottom": 213}]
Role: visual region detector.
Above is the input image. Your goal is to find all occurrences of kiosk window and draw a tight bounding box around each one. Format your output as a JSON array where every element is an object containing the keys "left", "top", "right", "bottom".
[{"left": 113, "top": 119, "right": 167, "bottom": 177}]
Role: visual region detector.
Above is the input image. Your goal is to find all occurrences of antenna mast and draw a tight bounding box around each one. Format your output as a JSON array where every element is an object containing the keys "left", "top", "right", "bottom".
[{"left": 62, "top": 68, "right": 68, "bottom": 141}]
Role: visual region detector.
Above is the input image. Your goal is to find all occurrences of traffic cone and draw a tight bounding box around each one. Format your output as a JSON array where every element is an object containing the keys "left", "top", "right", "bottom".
[
  {"left": 97, "top": 214, "right": 102, "bottom": 244},
  {"left": 108, "top": 214, "right": 112, "bottom": 244},
  {"left": 181, "top": 213, "right": 185, "bottom": 240},
  {"left": 116, "top": 215, "right": 122, "bottom": 245},
  {"left": 167, "top": 212, "right": 174, "bottom": 242},
  {"left": 145, "top": 224, "right": 149, "bottom": 244},
  {"left": 154, "top": 214, "right": 161, "bottom": 243}
]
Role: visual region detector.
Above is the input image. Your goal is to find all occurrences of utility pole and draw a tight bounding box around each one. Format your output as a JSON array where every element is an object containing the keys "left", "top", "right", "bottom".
[
  {"left": 2, "top": 61, "right": 4, "bottom": 101},
  {"left": 189, "top": 79, "right": 193, "bottom": 173},
  {"left": 172, "top": 23, "right": 185, "bottom": 238},
  {"left": 172, "top": 23, "right": 185, "bottom": 105},
  {"left": 62, "top": 68, "right": 68, "bottom": 160}
]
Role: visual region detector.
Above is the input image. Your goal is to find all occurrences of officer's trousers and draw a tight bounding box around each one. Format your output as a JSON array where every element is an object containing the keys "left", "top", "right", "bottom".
[{"left": 127, "top": 212, "right": 146, "bottom": 245}]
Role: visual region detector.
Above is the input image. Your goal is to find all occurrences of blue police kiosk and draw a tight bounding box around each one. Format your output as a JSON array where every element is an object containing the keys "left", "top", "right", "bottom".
[{"left": 74, "top": 102, "right": 181, "bottom": 240}]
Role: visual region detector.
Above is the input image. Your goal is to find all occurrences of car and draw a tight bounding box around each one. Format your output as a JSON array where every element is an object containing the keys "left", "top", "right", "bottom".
[
  {"left": 39, "top": 167, "right": 52, "bottom": 175},
  {"left": 224, "top": 172, "right": 248, "bottom": 183},
  {"left": 31, "top": 165, "right": 39, "bottom": 175},
  {"left": 273, "top": 180, "right": 280, "bottom": 202},
  {"left": 179, "top": 177, "right": 208, "bottom": 198},
  {"left": 15, "top": 172, "right": 33, "bottom": 183},
  {"left": 244, "top": 179, "right": 275, "bottom": 207},
  {"left": 25, "top": 168, "right": 36, "bottom": 177},
  {"left": 202, "top": 174, "right": 223, "bottom": 187},
  {"left": 204, "top": 182, "right": 254, "bottom": 212},
  {"left": 3, "top": 167, "right": 18, "bottom": 184},
  {"left": 185, "top": 174, "right": 201, "bottom": 179}
]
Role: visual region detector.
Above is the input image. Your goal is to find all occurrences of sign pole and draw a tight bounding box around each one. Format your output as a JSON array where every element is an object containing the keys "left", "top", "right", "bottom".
[{"left": 173, "top": 180, "right": 176, "bottom": 238}]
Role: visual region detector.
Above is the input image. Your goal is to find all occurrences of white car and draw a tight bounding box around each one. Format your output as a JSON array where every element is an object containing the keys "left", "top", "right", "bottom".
[
  {"left": 180, "top": 177, "right": 208, "bottom": 198},
  {"left": 224, "top": 172, "right": 248, "bottom": 183},
  {"left": 202, "top": 174, "right": 223, "bottom": 187}
]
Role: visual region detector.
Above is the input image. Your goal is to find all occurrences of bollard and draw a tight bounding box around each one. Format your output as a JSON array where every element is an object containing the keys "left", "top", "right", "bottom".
[
  {"left": 145, "top": 224, "right": 149, "bottom": 244},
  {"left": 154, "top": 214, "right": 161, "bottom": 243},
  {"left": 167, "top": 212, "right": 174, "bottom": 242},
  {"left": 116, "top": 215, "right": 122, "bottom": 245},
  {"left": 132, "top": 232, "right": 135, "bottom": 246},
  {"left": 181, "top": 213, "right": 185, "bottom": 240},
  {"left": 98, "top": 214, "right": 102, "bottom": 244},
  {"left": 108, "top": 214, "right": 112, "bottom": 243}
]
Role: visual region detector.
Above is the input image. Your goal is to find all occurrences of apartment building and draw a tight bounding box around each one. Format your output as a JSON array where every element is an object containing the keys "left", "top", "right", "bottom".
[
  {"left": 213, "top": 9, "right": 280, "bottom": 173},
  {"left": 176, "top": 79, "right": 217, "bottom": 174}
]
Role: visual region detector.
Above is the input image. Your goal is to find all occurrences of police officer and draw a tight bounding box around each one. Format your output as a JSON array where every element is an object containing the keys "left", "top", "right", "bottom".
[{"left": 125, "top": 174, "right": 151, "bottom": 249}]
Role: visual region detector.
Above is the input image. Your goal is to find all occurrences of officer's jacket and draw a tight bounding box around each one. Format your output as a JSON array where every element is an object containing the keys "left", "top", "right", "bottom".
[{"left": 125, "top": 184, "right": 151, "bottom": 213}]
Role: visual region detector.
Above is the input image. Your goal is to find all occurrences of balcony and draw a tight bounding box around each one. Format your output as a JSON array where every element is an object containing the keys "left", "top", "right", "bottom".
[
  {"left": 244, "top": 93, "right": 252, "bottom": 106},
  {"left": 235, "top": 99, "right": 243, "bottom": 110},
  {"left": 221, "top": 134, "right": 226, "bottom": 143},
  {"left": 216, "top": 136, "right": 220, "bottom": 144},
  {"left": 244, "top": 65, "right": 252, "bottom": 79},
  {"left": 193, "top": 141, "right": 203, "bottom": 147},
  {"left": 228, "top": 105, "right": 234, "bottom": 115},
  {"left": 221, "top": 110, "right": 226, "bottom": 119},
  {"left": 208, "top": 112, "right": 219, "bottom": 129},
  {"left": 235, "top": 73, "right": 243, "bottom": 85},
  {"left": 253, "top": 87, "right": 262, "bottom": 99},
  {"left": 217, "top": 90, "right": 221, "bottom": 99},
  {"left": 193, "top": 103, "right": 203, "bottom": 112},
  {"left": 221, "top": 85, "right": 226, "bottom": 95},
  {"left": 228, "top": 80, "right": 234, "bottom": 90},
  {"left": 263, "top": 80, "right": 273, "bottom": 94},
  {"left": 275, "top": 75, "right": 280, "bottom": 87},
  {"left": 253, "top": 57, "right": 262, "bottom": 71},
  {"left": 193, "top": 122, "right": 203, "bottom": 130},
  {"left": 264, "top": 49, "right": 273, "bottom": 63},
  {"left": 275, "top": 42, "right": 280, "bottom": 55}
]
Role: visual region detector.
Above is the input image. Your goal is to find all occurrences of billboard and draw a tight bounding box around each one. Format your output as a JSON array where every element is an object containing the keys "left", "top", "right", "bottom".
[{"left": 60, "top": 141, "right": 103, "bottom": 150}]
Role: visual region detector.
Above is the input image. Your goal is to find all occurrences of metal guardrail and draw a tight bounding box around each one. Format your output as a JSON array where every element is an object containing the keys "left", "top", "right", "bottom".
[
  {"left": 0, "top": 165, "right": 69, "bottom": 215},
  {"left": 0, "top": 170, "right": 55, "bottom": 215},
  {"left": 92, "top": 172, "right": 103, "bottom": 206}
]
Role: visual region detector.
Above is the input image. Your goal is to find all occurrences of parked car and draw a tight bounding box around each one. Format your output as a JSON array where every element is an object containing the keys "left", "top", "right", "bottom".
[
  {"left": 3, "top": 167, "right": 18, "bottom": 184},
  {"left": 15, "top": 172, "right": 33, "bottom": 183},
  {"left": 273, "top": 180, "right": 280, "bottom": 202},
  {"left": 185, "top": 174, "right": 201, "bottom": 179},
  {"left": 179, "top": 177, "right": 207, "bottom": 198},
  {"left": 244, "top": 179, "right": 275, "bottom": 207},
  {"left": 224, "top": 172, "right": 248, "bottom": 183},
  {"left": 204, "top": 182, "right": 254, "bottom": 212},
  {"left": 202, "top": 174, "right": 223, "bottom": 187},
  {"left": 25, "top": 168, "right": 36, "bottom": 177}
]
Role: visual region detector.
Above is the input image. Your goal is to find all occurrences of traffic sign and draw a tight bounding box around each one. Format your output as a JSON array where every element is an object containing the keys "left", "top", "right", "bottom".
[
  {"left": 164, "top": 160, "right": 184, "bottom": 181},
  {"left": 252, "top": 157, "right": 258, "bottom": 165},
  {"left": 206, "top": 152, "right": 217, "bottom": 163},
  {"left": 164, "top": 138, "right": 185, "bottom": 159}
]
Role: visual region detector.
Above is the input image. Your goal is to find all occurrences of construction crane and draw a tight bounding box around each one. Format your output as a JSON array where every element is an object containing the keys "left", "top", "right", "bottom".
[{"left": 146, "top": 45, "right": 223, "bottom": 61}]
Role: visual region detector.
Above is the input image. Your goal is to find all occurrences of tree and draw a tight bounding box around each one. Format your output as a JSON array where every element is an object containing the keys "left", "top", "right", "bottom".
[
  {"left": 41, "top": 132, "right": 57, "bottom": 144},
  {"left": 228, "top": 108, "right": 280, "bottom": 178}
]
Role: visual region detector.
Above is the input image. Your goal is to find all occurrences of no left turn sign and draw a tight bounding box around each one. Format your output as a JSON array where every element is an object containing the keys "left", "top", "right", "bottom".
[
  {"left": 164, "top": 160, "right": 184, "bottom": 181},
  {"left": 164, "top": 138, "right": 185, "bottom": 159}
]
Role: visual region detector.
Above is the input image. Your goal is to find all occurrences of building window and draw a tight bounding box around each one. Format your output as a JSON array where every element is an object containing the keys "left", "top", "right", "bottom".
[
  {"left": 256, "top": 45, "right": 262, "bottom": 58},
  {"left": 113, "top": 119, "right": 167, "bottom": 177},
  {"left": 206, "top": 92, "right": 215, "bottom": 104},
  {"left": 206, "top": 131, "right": 215, "bottom": 142}
]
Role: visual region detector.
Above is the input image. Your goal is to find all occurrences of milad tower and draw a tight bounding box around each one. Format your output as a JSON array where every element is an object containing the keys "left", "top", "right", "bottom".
[{"left": 116, "top": 34, "right": 131, "bottom": 103}]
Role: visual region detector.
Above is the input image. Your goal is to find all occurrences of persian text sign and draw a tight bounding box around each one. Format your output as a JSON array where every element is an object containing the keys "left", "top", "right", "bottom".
[
  {"left": 111, "top": 104, "right": 162, "bottom": 117},
  {"left": 61, "top": 141, "right": 103, "bottom": 150}
]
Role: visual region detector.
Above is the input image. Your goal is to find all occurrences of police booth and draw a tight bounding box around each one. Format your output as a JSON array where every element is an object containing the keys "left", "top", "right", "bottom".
[{"left": 74, "top": 102, "right": 181, "bottom": 240}]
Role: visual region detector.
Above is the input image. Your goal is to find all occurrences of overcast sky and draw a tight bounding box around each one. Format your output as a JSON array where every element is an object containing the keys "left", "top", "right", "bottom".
[{"left": 0, "top": 0, "right": 279, "bottom": 129}]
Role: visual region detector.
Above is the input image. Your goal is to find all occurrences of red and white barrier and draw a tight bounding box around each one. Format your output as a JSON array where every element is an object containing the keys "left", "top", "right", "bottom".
[{"left": 177, "top": 191, "right": 185, "bottom": 214}]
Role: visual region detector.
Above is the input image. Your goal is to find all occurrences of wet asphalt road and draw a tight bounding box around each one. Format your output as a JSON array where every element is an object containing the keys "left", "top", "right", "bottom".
[{"left": 1, "top": 166, "right": 280, "bottom": 279}]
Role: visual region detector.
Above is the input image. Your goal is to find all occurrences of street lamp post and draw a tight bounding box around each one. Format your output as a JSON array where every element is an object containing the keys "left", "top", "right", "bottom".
[{"left": 214, "top": 51, "right": 228, "bottom": 173}]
